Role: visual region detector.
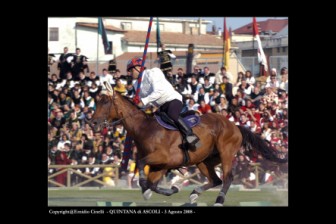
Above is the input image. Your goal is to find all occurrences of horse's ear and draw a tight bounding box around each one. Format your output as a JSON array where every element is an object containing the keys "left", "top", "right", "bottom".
[{"left": 104, "top": 82, "right": 114, "bottom": 95}]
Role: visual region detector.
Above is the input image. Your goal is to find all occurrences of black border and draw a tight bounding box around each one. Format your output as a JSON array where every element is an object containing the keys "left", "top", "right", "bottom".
[{"left": 22, "top": 13, "right": 302, "bottom": 220}]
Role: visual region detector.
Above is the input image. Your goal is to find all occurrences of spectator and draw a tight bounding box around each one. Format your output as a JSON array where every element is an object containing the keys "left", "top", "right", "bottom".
[
  {"left": 176, "top": 68, "right": 188, "bottom": 84},
  {"left": 99, "top": 68, "right": 115, "bottom": 88},
  {"left": 71, "top": 48, "right": 88, "bottom": 81},
  {"left": 215, "top": 66, "right": 230, "bottom": 85},
  {"left": 185, "top": 98, "right": 199, "bottom": 111},
  {"left": 189, "top": 65, "right": 202, "bottom": 82},
  {"left": 125, "top": 82, "right": 135, "bottom": 98},
  {"left": 203, "top": 77, "right": 214, "bottom": 94},
  {"left": 279, "top": 69, "right": 288, "bottom": 93},
  {"left": 215, "top": 95, "right": 228, "bottom": 112},
  {"left": 77, "top": 72, "right": 88, "bottom": 87},
  {"left": 114, "top": 78, "right": 127, "bottom": 95},
  {"left": 83, "top": 91, "right": 95, "bottom": 111},
  {"left": 69, "top": 123, "right": 82, "bottom": 143},
  {"left": 58, "top": 47, "right": 72, "bottom": 80},
  {"left": 55, "top": 150, "right": 72, "bottom": 185},
  {"left": 87, "top": 71, "right": 100, "bottom": 87},
  {"left": 89, "top": 82, "right": 100, "bottom": 99},
  {"left": 239, "top": 113, "right": 251, "bottom": 128},
  {"left": 189, "top": 75, "right": 202, "bottom": 97},
  {"left": 249, "top": 86, "right": 264, "bottom": 108},
  {"left": 198, "top": 100, "right": 212, "bottom": 114},
  {"left": 265, "top": 74, "right": 279, "bottom": 90},
  {"left": 239, "top": 78, "right": 252, "bottom": 96},
  {"left": 57, "top": 134, "right": 71, "bottom": 151},
  {"left": 219, "top": 76, "right": 233, "bottom": 102},
  {"left": 263, "top": 87, "right": 278, "bottom": 105},
  {"left": 195, "top": 87, "right": 209, "bottom": 104},
  {"left": 245, "top": 70, "right": 255, "bottom": 86},
  {"left": 64, "top": 72, "right": 75, "bottom": 89},
  {"left": 199, "top": 67, "right": 216, "bottom": 84},
  {"left": 165, "top": 71, "right": 177, "bottom": 87},
  {"left": 48, "top": 73, "right": 63, "bottom": 90},
  {"left": 234, "top": 72, "right": 245, "bottom": 88},
  {"left": 157, "top": 43, "right": 176, "bottom": 75}
]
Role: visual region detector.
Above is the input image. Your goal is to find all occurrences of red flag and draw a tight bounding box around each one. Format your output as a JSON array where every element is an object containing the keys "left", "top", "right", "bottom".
[{"left": 253, "top": 17, "right": 268, "bottom": 72}]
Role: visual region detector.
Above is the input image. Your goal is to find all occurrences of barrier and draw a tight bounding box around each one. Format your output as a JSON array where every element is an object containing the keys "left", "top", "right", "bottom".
[{"left": 48, "top": 164, "right": 119, "bottom": 188}]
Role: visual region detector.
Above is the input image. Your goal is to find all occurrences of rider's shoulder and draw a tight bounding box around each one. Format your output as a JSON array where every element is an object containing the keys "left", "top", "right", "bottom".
[{"left": 147, "top": 67, "right": 163, "bottom": 75}]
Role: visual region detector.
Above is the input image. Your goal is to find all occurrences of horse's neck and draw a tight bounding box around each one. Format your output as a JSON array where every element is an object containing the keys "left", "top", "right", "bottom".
[{"left": 117, "top": 96, "right": 146, "bottom": 136}]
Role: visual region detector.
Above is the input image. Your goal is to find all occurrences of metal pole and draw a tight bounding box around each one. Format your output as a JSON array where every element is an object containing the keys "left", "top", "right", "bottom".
[
  {"left": 96, "top": 17, "right": 99, "bottom": 75},
  {"left": 122, "top": 17, "right": 153, "bottom": 173},
  {"left": 75, "top": 23, "right": 77, "bottom": 48},
  {"left": 236, "top": 50, "right": 238, "bottom": 75},
  {"left": 135, "top": 17, "right": 153, "bottom": 97}
]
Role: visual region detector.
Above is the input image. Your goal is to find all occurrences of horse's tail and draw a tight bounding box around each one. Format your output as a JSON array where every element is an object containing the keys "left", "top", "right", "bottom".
[{"left": 237, "top": 125, "right": 287, "bottom": 163}]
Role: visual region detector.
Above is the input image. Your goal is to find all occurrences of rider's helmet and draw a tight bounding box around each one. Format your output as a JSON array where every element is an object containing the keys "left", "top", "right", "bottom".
[{"left": 127, "top": 57, "right": 143, "bottom": 72}]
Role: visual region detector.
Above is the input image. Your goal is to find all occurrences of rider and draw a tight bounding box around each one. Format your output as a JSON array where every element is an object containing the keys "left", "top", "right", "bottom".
[{"left": 127, "top": 56, "right": 200, "bottom": 149}]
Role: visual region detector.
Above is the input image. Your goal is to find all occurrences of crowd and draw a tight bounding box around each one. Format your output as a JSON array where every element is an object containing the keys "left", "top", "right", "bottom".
[{"left": 48, "top": 47, "right": 288, "bottom": 188}]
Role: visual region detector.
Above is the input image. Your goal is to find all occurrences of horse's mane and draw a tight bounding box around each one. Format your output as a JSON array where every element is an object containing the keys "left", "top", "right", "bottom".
[
  {"left": 98, "top": 94, "right": 112, "bottom": 104},
  {"left": 99, "top": 92, "right": 150, "bottom": 118},
  {"left": 120, "top": 94, "right": 152, "bottom": 119}
]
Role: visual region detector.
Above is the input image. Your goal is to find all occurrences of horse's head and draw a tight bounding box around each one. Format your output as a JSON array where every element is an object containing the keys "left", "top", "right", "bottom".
[{"left": 91, "top": 82, "right": 118, "bottom": 132}]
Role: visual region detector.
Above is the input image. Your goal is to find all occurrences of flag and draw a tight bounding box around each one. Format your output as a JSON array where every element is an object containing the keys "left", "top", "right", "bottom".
[
  {"left": 98, "top": 17, "right": 112, "bottom": 54},
  {"left": 223, "top": 17, "right": 230, "bottom": 69},
  {"left": 253, "top": 17, "right": 268, "bottom": 71},
  {"left": 156, "top": 17, "right": 161, "bottom": 52}
]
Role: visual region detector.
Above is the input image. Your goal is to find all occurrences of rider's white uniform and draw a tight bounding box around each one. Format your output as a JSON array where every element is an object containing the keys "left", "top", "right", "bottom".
[{"left": 133, "top": 67, "right": 182, "bottom": 107}]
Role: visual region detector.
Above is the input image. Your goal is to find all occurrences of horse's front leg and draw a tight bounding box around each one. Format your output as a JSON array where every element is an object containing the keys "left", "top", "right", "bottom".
[
  {"left": 137, "top": 150, "right": 171, "bottom": 199},
  {"left": 148, "top": 169, "right": 179, "bottom": 196},
  {"left": 137, "top": 158, "right": 150, "bottom": 194}
]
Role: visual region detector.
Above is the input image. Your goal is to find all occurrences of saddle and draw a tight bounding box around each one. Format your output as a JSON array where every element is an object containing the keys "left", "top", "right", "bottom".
[{"left": 154, "top": 110, "right": 201, "bottom": 130}]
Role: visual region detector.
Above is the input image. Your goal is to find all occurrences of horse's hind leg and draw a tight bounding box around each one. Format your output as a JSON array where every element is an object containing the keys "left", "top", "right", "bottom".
[
  {"left": 214, "top": 171, "right": 233, "bottom": 206},
  {"left": 190, "top": 157, "right": 222, "bottom": 204},
  {"left": 215, "top": 142, "right": 239, "bottom": 206}
]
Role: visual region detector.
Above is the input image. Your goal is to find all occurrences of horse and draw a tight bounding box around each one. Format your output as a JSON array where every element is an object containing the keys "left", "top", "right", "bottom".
[{"left": 92, "top": 83, "right": 287, "bottom": 206}]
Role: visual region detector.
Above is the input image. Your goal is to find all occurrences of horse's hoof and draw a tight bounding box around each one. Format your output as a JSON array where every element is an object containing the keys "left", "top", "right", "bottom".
[
  {"left": 190, "top": 193, "right": 198, "bottom": 204},
  {"left": 171, "top": 185, "right": 181, "bottom": 193},
  {"left": 213, "top": 203, "right": 223, "bottom": 207},
  {"left": 143, "top": 189, "right": 152, "bottom": 200}
]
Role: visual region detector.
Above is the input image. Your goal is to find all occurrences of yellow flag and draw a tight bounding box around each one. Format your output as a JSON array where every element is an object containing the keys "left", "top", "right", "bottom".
[{"left": 223, "top": 17, "right": 230, "bottom": 70}]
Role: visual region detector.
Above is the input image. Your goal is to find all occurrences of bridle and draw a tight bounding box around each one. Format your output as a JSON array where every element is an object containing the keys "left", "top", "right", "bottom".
[{"left": 94, "top": 88, "right": 143, "bottom": 130}]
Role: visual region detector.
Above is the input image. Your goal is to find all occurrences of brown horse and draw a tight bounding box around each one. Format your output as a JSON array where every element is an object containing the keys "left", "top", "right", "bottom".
[{"left": 92, "top": 84, "right": 287, "bottom": 206}]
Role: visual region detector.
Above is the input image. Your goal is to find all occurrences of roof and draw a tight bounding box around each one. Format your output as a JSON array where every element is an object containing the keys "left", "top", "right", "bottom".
[
  {"left": 107, "top": 17, "right": 212, "bottom": 24},
  {"left": 274, "top": 25, "right": 288, "bottom": 38},
  {"left": 116, "top": 51, "right": 188, "bottom": 61},
  {"left": 76, "top": 22, "right": 125, "bottom": 32},
  {"left": 233, "top": 19, "right": 288, "bottom": 35},
  {"left": 123, "top": 31, "right": 224, "bottom": 47}
]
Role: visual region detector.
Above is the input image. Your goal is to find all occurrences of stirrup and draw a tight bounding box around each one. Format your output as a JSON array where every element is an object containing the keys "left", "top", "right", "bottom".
[
  {"left": 186, "top": 135, "right": 200, "bottom": 145},
  {"left": 185, "top": 135, "right": 200, "bottom": 149}
]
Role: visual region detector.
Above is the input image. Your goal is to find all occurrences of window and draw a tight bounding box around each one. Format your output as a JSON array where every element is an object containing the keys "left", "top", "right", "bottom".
[
  {"left": 105, "top": 41, "right": 113, "bottom": 54},
  {"left": 277, "top": 47, "right": 280, "bottom": 53},
  {"left": 49, "top": 27, "right": 59, "bottom": 41},
  {"left": 282, "top": 47, "right": 286, "bottom": 53},
  {"left": 121, "top": 22, "right": 132, "bottom": 30}
]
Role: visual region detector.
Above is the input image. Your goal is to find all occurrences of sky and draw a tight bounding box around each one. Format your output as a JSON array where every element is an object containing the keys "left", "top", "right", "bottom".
[{"left": 173, "top": 17, "right": 288, "bottom": 31}]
